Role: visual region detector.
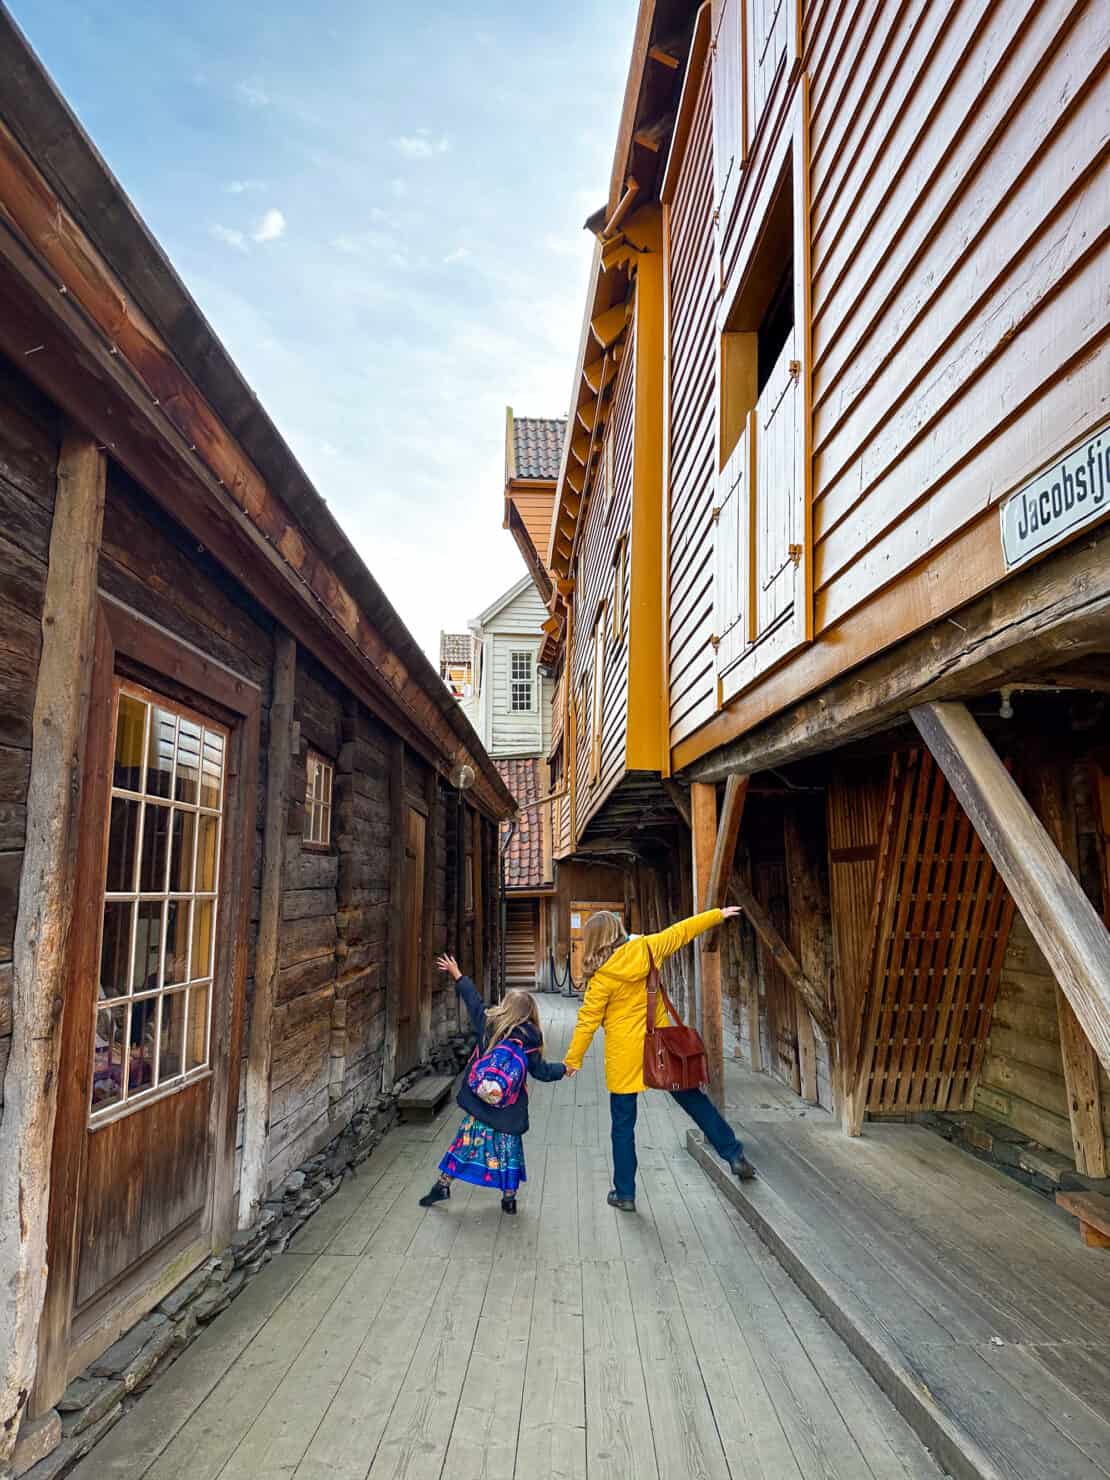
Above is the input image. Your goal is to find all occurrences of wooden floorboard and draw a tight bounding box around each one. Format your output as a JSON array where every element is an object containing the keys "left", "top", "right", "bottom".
[{"left": 77, "top": 997, "right": 954, "bottom": 1480}]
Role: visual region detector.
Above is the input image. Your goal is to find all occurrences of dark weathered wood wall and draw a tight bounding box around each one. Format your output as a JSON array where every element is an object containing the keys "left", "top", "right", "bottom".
[{"left": 0, "top": 360, "right": 60, "bottom": 1120}]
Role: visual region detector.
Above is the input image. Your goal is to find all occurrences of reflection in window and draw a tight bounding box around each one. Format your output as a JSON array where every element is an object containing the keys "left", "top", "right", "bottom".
[{"left": 91, "top": 682, "right": 226, "bottom": 1124}]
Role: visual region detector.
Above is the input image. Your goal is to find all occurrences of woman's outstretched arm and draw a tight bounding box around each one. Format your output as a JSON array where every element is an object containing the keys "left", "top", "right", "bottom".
[{"left": 641, "top": 907, "right": 740, "bottom": 965}]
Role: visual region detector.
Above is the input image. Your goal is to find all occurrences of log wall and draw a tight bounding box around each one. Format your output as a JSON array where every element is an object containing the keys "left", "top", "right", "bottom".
[{"left": 0, "top": 360, "right": 59, "bottom": 1124}]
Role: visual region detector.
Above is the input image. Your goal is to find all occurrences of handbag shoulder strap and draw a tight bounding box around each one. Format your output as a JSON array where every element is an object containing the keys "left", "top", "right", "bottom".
[{"left": 646, "top": 947, "right": 686, "bottom": 1031}]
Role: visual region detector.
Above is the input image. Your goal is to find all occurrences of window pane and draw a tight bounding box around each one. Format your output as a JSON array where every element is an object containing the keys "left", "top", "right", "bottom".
[
  {"left": 175, "top": 719, "right": 201, "bottom": 805},
  {"left": 99, "top": 901, "right": 132, "bottom": 999},
  {"left": 128, "top": 996, "right": 158, "bottom": 1094},
  {"left": 191, "top": 899, "right": 214, "bottom": 981},
  {"left": 164, "top": 900, "right": 189, "bottom": 985},
  {"left": 145, "top": 706, "right": 177, "bottom": 799},
  {"left": 200, "top": 732, "right": 225, "bottom": 809},
  {"left": 158, "top": 990, "right": 187, "bottom": 1083},
  {"left": 186, "top": 985, "right": 209, "bottom": 1071},
  {"left": 133, "top": 900, "right": 163, "bottom": 992},
  {"left": 114, "top": 694, "right": 147, "bottom": 791},
  {"left": 169, "top": 809, "right": 196, "bottom": 893},
  {"left": 196, "top": 815, "right": 220, "bottom": 892},
  {"left": 105, "top": 797, "right": 141, "bottom": 892},
  {"left": 322, "top": 765, "right": 332, "bottom": 805},
  {"left": 92, "top": 1004, "right": 127, "bottom": 1111},
  {"left": 140, "top": 802, "right": 171, "bottom": 892}
]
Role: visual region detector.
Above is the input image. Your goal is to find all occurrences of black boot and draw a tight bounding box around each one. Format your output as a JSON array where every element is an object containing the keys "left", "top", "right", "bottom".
[
  {"left": 730, "top": 1155, "right": 756, "bottom": 1182},
  {"left": 500, "top": 1195, "right": 517, "bottom": 1215},
  {"left": 419, "top": 1180, "right": 450, "bottom": 1207},
  {"left": 607, "top": 1190, "right": 635, "bottom": 1212}
]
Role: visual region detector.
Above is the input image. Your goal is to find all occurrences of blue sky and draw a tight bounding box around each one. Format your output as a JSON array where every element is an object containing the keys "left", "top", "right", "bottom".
[{"left": 11, "top": 0, "right": 636, "bottom": 658}]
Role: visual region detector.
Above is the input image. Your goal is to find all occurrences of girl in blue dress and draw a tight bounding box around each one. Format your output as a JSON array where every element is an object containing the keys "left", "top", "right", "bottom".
[{"left": 419, "top": 955, "right": 567, "bottom": 1215}]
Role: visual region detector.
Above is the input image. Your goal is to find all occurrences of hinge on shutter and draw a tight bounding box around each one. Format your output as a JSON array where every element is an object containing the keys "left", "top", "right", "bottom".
[
  {"left": 709, "top": 634, "right": 721, "bottom": 651},
  {"left": 711, "top": 505, "right": 722, "bottom": 523},
  {"left": 761, "top": 546, "right": 804, "bottom": 591},
  {"left": 789, "top": 360, "right": 801, "bottom": 381},
  {"left": 789, "top": 543, "right": 803, "bottom": 564}
]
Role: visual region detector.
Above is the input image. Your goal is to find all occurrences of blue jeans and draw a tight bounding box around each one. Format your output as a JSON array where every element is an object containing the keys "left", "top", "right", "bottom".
[{"left": 610, "top": 1090, "right": 743, "bottom": 1201}]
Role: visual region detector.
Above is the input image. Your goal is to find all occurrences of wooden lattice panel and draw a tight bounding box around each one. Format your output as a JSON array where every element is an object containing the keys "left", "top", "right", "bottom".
[{"left": 856, "top": 749, "right": 1016, "bottom": 1114}]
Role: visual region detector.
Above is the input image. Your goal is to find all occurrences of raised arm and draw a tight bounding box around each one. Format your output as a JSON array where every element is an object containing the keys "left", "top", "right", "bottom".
[
  {"left": 564, "top": 976, "right": 612, "bottom": 1072},
  {"left": 437, "top": 954, "right": 486, "bottom": 1040},
  {"left": 641, "top": 909, "right": 727, "bottom": 966}
]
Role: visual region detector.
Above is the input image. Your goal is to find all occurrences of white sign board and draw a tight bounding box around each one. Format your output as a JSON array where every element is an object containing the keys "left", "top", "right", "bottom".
[
  {"left": 1000, "top": 430, "right": 1110, "bottom": 570},
  {"left": 570, "top": 913, "right": 581, "bottom": 930}
]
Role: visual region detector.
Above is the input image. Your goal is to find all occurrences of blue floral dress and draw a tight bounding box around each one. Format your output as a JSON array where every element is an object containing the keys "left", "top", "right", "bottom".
[{"left": 440, "top": 1114, "right": 525, "bottom": 1194}]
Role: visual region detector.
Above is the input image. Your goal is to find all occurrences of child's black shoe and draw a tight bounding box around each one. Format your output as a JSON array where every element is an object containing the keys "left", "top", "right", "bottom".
[
  {"left": 500, "top": 1196, "right": 517, "bottom": 1215},
  {"left": 419, "top": 1181, "right": 450, "bottom": 1207}
]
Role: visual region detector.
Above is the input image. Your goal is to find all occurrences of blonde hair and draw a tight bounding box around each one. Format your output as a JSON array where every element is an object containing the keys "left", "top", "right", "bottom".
[
  {"left": 484, "top": 988, "right": 542, "bottom": 1051},
  {"left": 582, "top": 910, "right": 627, "bottom": 978}
]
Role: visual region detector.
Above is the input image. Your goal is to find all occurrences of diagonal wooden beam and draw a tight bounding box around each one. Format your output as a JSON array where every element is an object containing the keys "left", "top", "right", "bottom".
[
  {"left": 912, "top": 702, "right": 1110, "bottom": 1078},
  {"left": 704, "top": 774, "right": 749, "bottom": 948}
]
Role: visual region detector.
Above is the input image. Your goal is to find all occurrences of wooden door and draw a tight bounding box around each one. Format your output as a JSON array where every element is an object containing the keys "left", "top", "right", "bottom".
[
  {"left": 569, "top": 901, "right": 624, "bottom": 989},
  {"left": 76, "top": 681, "right": 228, "bottom": 1311},
  {"left": 504, "top": 899, "right": 538, "bottom": 990},
  {"left": 397, "top": 805, "right": 426, "bottom": 1074}
]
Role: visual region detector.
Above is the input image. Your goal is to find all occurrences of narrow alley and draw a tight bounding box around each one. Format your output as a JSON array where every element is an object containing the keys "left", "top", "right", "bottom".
[{"left": 73, "top": 997, "right": 942, "bottom": 1480}]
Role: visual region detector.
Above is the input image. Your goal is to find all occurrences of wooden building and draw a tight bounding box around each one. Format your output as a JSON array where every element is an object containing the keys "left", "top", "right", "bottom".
[
  {"left": 545, "top": 0, "right": 1110, "bottom": 1188},
  {"left": 0, "top": 18, "right": 513, "bottom": 1463}
]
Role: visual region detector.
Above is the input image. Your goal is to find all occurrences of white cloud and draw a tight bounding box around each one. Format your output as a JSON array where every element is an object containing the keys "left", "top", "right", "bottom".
[
  {"left": 393, "top": 128, "right": 450, "bottom": 159},
  {"left": 210, "top": 224, "right": 247, "bottom": 252},
  {"left": 253, "top": 209, "right": 287, "bottom": 243},
  {"left": 235, "top": 80, "right": 270, "bottom": 108},
  {"left": 442, "top": 246, "right": 472, "bottom": 265},
  {"left": 227, "top": 179, "right": 264, "bottom": 195}
]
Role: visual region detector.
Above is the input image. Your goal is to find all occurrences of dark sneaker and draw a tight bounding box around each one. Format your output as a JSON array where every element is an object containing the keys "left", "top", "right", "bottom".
[
  {"left": 419, "top": 1181, "right": 450, "bottom": 1207},
  {"left": 500, "top": 1196, "right": 517, "bottom": 1215},
  {"left": 607, "top": 1190, "right": 636, "bottom": 1212},
  {"left": 730, "top": 1155, "right": 757, "bottom": 1182}
]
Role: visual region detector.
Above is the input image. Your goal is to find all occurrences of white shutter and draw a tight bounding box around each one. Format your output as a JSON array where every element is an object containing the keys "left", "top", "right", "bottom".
[
  {"left": 713, "top": 426, "right": 749, "bottom": 677},
  {"left": 748, "top": 0, "right": 790, "bottom": 143},
  {"left": 711, "top": 0, "right": 744, "bottom": 228},
  {"left": 753, "top": 327, "right": 801, "bottom": 642}
]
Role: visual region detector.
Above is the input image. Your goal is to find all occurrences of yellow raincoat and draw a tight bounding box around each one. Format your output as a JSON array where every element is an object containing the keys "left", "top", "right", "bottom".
[{"left": 564, "top": 910, "right": 724, "bottom": 1093}]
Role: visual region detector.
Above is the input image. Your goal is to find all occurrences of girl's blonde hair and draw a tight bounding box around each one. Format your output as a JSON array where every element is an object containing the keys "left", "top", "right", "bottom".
[
  {"left": 484, "top": 988, "right": 542, "bottom": 1051},
  {"left": 582, "top": 910, "right": 628, "bottom": 978}
]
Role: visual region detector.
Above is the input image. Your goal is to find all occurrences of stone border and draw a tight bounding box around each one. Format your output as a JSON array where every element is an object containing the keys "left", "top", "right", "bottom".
[
  {"left": 14, "top": 1033, "right": 473, "bottom": 1480},
  {"left": 686, "top": 1129, "right": 1004, "bottom": 1480}
]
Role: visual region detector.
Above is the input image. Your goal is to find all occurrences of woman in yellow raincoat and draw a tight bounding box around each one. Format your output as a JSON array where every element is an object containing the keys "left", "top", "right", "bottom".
[{"left": 564, "top": 907, "right": 756, "bottom": 1210}]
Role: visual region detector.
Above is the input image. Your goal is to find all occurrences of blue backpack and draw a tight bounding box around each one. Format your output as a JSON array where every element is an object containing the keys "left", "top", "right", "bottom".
[{"left": 467, "top": 1039, "right": 528, "bottom": 1108}]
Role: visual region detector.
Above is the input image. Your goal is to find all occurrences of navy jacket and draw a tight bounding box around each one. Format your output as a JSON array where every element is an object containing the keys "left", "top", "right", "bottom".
[{"left": 453, "top": 975, "right": 565, "bottom": 1135}]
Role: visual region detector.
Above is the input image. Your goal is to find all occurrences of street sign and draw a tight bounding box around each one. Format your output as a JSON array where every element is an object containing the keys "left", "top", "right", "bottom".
[{"left": 1000, "top": 428, "right": 1110, "bottom": 570}]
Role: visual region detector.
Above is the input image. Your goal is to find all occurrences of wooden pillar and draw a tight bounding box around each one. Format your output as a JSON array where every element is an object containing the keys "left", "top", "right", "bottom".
[
  {"left": 783, "top": 798, "right": 834, "bottom": 1107},
  {"left": 0, "top": 436, "right": 105, "bottom": 1463},
  {"left": 1030, "top": 757, "right": 1106, "bottom": 1178},
  {"left": 912, "top": 703, "right": 1110, "bottom": 1077},
  {"left": 384, "top": 735, "right": 405, "bottom": 1089},
  {"left": 420, "top": 767, "right": 437, "bottom": 1059},
  {"left": 691, "top": 782, "right": 724, "bottom": 1106},
  {"left": 472, "top": 809, "right": 484, "bottom": 998},
  {"left": 239, "top": 632, "right": 296, "bottom": 1227}
]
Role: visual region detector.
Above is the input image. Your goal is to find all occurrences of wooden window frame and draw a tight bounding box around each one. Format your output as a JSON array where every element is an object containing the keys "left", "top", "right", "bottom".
[
  {"left": 604, "top": 431, "right": 615, "bottom": 519},
  {"left": 590, "top": 608, "right": 606, "bottom": 784},
  {"left": 303, "top": 748, "right": 334, "bottom": 850},
  {"left": 510, "top": 647, "right": 537, "bottom": 713},
  {"left": 611, "top": 537, "right": 627, "bottom": 644},
  {"left": 90, "top": 679, "right": 229, "bottom": 1128}
]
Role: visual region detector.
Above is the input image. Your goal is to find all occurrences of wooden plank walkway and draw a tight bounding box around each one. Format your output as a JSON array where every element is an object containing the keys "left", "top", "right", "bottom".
[{"left": 77, "top": 998, "right": 942, "bottom": 1480}]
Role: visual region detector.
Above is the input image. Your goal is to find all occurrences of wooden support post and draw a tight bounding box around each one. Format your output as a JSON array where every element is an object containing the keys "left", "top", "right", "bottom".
[
  {"left": 420, "top": 767, "right": 437, "bottom": 1061},
  {"left": 472, "top": 809, "right": 484, "bottom": 999},
  {"left": 1029, "top": 758, "right": 1106, "bottom": 1179},
  {"left": 912, "top": 703, "right": 1110, "bottom": 1078},
  {"left": 0, "top": 435, "right": 105, "bottom": 1464},
  {"left": 704, "top": 774, "right": 748, "bottom": 948},
  {"left": 453, "top": 794, "right": 466, "bottom": 1029},
  {"left": 384, "top": 735, "right": 405, "bottom": 1090},
  {"left": 784, "top": 800, "right": 834, "bottom": 1107},
  {"left": 691, "top": 782, "right": 724, "bottom": 1106},
  {"left": 239, "top": 631, "right": 296, "bottom": 1227}
]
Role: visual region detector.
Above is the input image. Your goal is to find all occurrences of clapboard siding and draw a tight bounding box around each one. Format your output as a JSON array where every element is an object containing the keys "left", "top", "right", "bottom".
[
  {"left": 0, "top": 356, "right": 59, "bottom": 1117},
  {"left": 571, "top": 318, "right": 635, "bottom": 833},
  {"left": 809, "top": 0, "right": 1109, "bottom": 627},
  {"left": 666, "top": 64, "right": 718, "bottom": 748},
  {"left": 477, "top": 579, "right": 554, "bottom": 758}
]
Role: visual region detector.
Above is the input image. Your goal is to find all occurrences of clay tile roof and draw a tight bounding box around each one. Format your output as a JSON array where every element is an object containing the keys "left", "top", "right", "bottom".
[
  {"left": 512, "top": 417, "right": 566, "bottom": 481},
  {"left": 495, "top": 757, "right": 549, "bottom": 891},
  {"left": 439, "top": 632, "right": 471, "bottom": 667}
]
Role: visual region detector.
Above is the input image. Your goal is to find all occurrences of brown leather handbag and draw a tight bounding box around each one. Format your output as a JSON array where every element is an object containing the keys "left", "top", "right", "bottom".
[{"left": 643, "top": 947, "right": 709, "bottom": 1092}]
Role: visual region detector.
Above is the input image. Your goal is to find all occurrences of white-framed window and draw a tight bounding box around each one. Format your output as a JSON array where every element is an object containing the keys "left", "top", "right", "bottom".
[
  {"left": 305, "top": 750, "right": 334, "bottom": 847},
  {"left": 604, "top": 431, "right": 615, "bottom": 515},
  {"left": 611, "top": 537, "right": 627, "bottom": 643},
  {"left": 510, "top": 649, "right": 535, "bottom": 712},
  {"left": 92, "top": 681, "right": 227, "bottom": 1123},
  {"left": 590, "top": 608, "right": 606, "bottom": 783}
]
